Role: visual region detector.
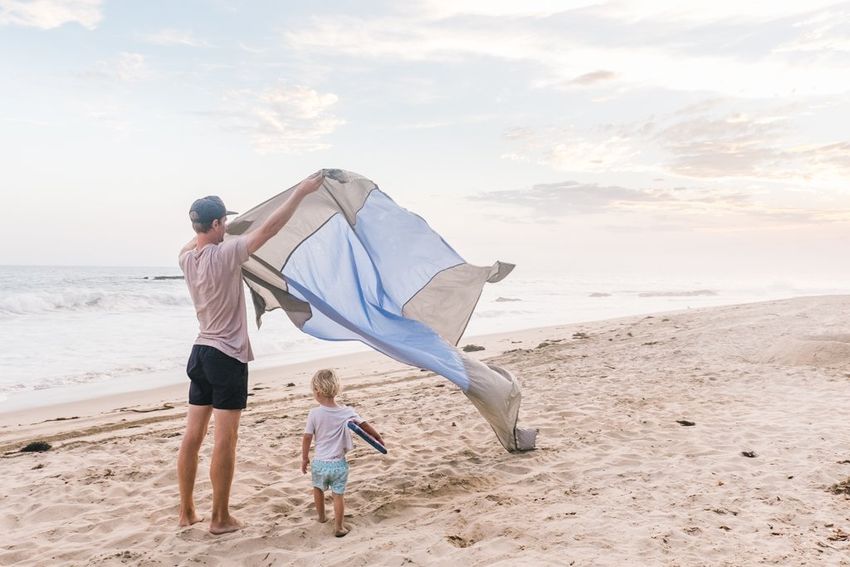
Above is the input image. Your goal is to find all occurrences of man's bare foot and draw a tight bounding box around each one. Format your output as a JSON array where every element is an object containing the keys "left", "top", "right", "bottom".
[
  {"left": 317, "top": 514, "right": 328, "bottom": 523},
  {"left": 334, "top": 526, "right": 349, "bottom": 538},
  {"left": 209, "top": 516, "right": 243, "bottom": 535},
  {"left": 178, "top": 511, "right": 203, "bottom": 528}
]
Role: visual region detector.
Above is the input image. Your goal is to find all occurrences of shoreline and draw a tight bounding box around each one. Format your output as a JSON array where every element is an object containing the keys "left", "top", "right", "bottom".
[
  {"left": 3, "top": 292, "right": 836, "bottom": 424},
  {"left": 6, "top": 262, "right": 850, "bottom": 419}
]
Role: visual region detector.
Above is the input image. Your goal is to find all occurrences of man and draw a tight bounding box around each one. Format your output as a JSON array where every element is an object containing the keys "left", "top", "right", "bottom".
[{"left": 176, "top": 172, "right": 324, "bottom": 534}]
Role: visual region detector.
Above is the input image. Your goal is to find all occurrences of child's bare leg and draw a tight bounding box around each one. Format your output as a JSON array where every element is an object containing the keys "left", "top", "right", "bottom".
[
  {"left": 313, "top": 487, "right": 327, "bottom": 523},
  {"left": 333, "top": 493, "right": 348, "bottom": 537}
]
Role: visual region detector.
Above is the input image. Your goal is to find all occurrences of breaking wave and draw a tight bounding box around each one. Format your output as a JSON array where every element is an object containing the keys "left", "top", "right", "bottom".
[{"left": 0, "top": 289, "right": 192, "bottom": 317}]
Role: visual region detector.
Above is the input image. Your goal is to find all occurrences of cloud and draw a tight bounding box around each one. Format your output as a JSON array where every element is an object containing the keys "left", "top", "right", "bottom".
[
  {"left": 656, "top": 111, "right": 850, "bottom": 180},
  {"left": 503, "top": 99, "right": 850, "bottom": 182},
  {"left": 220, "top": 85, "right": 344, "bottom": 153},
  {"left": 284, "top": 4, "right": 850, "bottom": 98},
  {"left": 471, "top": 180, "right": 850, "bottom": 228},
  {"left": 0, "top": 0, "right": 101, "bottom": 29},
  {"left": 804, "top": 141, "right": 850, "bottom": 173},
  {"left": 81, "top": 52, "right": 151, "bottom": 82},
  {"left": 414, "top": 0, "right": 598, "bottom": 18},
  {"left": 566, "top": 70, "right": 617, "bottom": 86},
  {"left": 238, "top": 42, "right": 265, "bottom": 54},
  {"left": 284, "top": 16, "right": 535, "bottom": 63},
  {"left": 387, "top": 113, "right": 501, "bottom": 131},
  {"left": 141, "top": 29, "right": 211, "bottom": 48},
  {"left": 392, "top": 120, "right": 456, "bottom": 130},
  {"left": 413, "top": 0, "right": 842, "bottom": 23},
  {"left": 774, "top": 7, "right": 850, "bottom": 55},
  {"left": 547, "top": 136, "right": 644, "bottom": 172},
  {"left": 655, "top": 113, "right": 789, "bottom": 178},
  {"left": 585, "top": 0, "right": 842, "bottom": 25},
  {"left": 471, "top": 181, "right": 661, "bottom": 215},
  {"left": 501, "top": 122, "right": 656, "bottom": 173},
  {"left": 471, "top": 181, "right": 749, "bottom": 216}
]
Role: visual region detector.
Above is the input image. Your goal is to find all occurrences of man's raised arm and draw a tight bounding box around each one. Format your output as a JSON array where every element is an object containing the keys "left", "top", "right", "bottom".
[
  {"left": 179, "top": 236, "right": 197, "bottom": 259},
  {"left": 245, "top": 171, "right": 325, "bottom": 256}
]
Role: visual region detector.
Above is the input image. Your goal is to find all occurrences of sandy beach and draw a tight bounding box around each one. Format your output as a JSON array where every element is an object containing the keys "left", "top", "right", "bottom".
[{"left": 2, "top": 296, "right": 850, "bottom": 566}]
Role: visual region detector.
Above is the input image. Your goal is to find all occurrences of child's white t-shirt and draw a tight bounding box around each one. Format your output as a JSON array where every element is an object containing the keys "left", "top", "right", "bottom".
[{"left": 305, "top": 405, "right": 363, "bottom": 461}]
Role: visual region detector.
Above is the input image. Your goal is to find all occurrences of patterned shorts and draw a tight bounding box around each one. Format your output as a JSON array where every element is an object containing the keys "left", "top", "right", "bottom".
[{"left": 311, "top": 459, "right": 349, "bottom": 494}]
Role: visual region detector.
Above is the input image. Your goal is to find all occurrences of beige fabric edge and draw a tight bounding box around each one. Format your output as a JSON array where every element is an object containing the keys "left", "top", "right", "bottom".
[
  {"left": 461, "top": 355, "right": 537, "bottom": 452},
  {"left": 402, "top": 261, "right": 514, "bottom": 346},
  {"left": 486, "top": 261, "right": 515, "bottom": 283},
  {"left": 242, "top": 269, "right": 312, "bottom": 329}
]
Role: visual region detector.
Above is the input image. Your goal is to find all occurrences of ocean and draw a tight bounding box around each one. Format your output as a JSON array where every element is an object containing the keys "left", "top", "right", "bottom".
[{"left": 1, "top": 265, "right": 846, "bottom": 411}]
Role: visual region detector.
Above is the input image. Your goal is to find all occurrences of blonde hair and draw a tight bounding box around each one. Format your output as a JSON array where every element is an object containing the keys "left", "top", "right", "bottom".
[{"left": 311, "top": 369, "right": 340, "bottom": 398}]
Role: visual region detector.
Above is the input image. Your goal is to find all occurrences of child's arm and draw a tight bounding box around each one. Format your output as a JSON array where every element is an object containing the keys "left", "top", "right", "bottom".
[
  {"left": 358, "top": 421, "right": 385, "bottom": 447},
  {"left": 301, "top": 433, "right": 313, "bottom": 474}
]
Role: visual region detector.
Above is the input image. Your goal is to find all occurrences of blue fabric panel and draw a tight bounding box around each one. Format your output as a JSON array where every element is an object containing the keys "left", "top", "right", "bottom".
[
  {"left": 350, "top": 190, "right": 465, "bottom": 309},
  {"left": 282, "top": 212, "right": 469, "bottom": 390}
]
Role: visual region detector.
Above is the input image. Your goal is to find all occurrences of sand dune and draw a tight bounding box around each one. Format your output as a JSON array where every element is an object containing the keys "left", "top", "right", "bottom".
[{"left": 2, "top": 296, "right": 850, "bottom": 565}]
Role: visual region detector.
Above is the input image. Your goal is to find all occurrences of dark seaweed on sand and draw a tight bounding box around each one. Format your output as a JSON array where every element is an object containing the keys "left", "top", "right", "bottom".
[{"left": 21, "top": 441, "right": 51, "bottom": 453}]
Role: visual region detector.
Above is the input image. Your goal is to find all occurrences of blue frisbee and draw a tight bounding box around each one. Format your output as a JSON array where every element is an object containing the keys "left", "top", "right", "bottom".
[{"left": 347, "top": 420, "right": 387, "bottom": 454}]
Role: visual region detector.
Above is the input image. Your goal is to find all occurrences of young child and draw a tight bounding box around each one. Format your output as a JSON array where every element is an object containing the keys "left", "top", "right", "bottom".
[{"left": 301, "top": 369, "right": 384, "bottom": 537}]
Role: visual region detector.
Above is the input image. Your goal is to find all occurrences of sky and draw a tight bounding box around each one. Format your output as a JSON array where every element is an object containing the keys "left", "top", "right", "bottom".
[{"left": 1, "top": 0, "right": 849, "bottom": 283}]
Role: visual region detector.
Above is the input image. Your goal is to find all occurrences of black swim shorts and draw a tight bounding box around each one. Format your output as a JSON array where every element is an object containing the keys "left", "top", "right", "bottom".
[{"left": 186, "top": 345, "right": 249, "bottom": 410}]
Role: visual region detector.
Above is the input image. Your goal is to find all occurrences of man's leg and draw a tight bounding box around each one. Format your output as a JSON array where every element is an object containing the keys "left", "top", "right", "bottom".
[
  {"left": 177, "top": 403, "right": 213, "bottom": 527},
  {"left": 209, "top": 408, "right": 242, "bottom": 534}
]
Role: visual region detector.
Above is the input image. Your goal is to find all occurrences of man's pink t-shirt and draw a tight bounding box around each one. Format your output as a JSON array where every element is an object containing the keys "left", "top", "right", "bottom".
[{"left": 179, "top": 236, "right": 254, "bottom": 363}]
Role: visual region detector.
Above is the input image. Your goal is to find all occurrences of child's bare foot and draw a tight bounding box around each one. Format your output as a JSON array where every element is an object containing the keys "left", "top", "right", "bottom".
[
  {"left": 334, "top": 525, "right": 349, "bottom": 537},
  {"left": 209, "top": 516, "right": 243, "bottom": 535}
]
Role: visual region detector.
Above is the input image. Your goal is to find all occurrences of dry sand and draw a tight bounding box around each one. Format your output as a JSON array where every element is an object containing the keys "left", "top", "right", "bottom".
[{"left": 2, "top": 296, "right": 850, "bottom": 566}]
